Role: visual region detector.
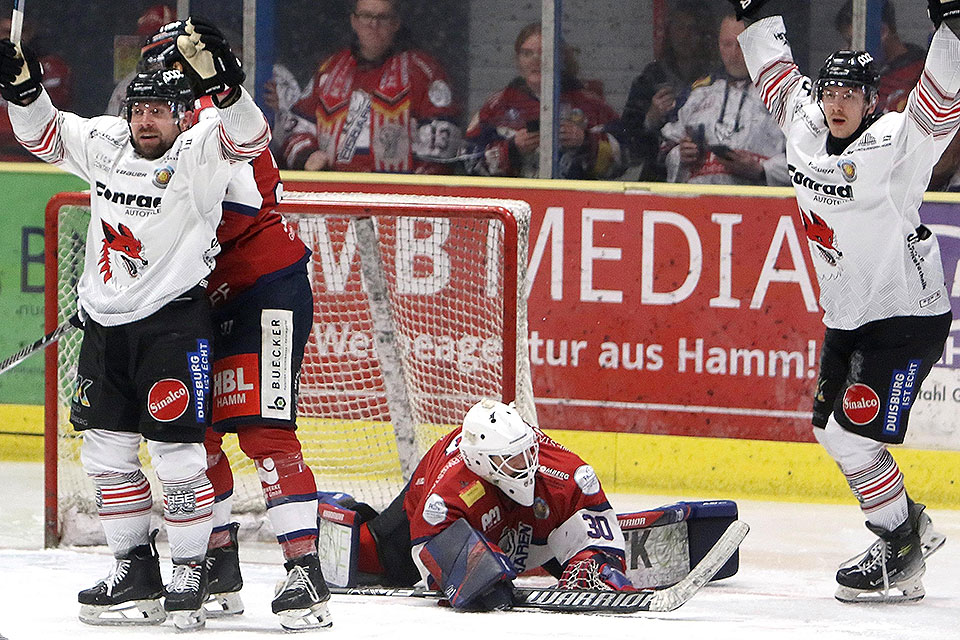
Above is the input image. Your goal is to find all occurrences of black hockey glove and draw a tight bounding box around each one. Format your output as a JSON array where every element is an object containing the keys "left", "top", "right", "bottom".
[
  {"left": 928, "top": 0, "right": 960, "bottom": 31},
  {"left": 0, "top": 39, "right": 43, "bottom": 106},
  {"left": 726, "top": 0, "right": 773, "bottom": 21},
  {"left": 173, "top": 16, "right": 245, "bottom": 99}
]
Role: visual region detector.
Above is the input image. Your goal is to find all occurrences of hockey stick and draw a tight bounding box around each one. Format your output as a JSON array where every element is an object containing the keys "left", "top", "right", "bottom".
[
  {"left": 10, "top": 0, "right": 24, "bottom": 44},
  {"left": 331, "top": 519, "right": 749, "bottom": 613},
  {"left": 0, "top": 314, "right": 78, "bottom": 376}
]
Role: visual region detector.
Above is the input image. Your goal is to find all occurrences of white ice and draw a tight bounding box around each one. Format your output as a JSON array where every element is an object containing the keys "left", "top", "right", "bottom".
[{"left": 1, "top": 460, "right": 957, "bottom": 640}]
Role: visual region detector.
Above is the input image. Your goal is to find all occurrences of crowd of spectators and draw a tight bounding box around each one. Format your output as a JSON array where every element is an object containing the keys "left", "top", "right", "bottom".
[{"left": 7, "top": 0, "right": 960, "bottom": 190}]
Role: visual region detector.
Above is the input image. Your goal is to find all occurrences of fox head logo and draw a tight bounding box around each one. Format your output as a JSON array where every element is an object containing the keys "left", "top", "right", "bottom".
[
  {"left": 799, "top": 209, "right": 842, "bottom": 267},
  {"left": 99, "top": 220, "right": 148, "bottom": 283}
]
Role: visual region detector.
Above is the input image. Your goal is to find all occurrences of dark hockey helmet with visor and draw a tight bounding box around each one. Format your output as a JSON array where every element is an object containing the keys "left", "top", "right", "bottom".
[
  {"left": 138, "top": 20, "right": 184, "bottom": 73},
  {"left": 123, "top": 69, "right": 195, "bottom": 123},
  {"left": 815, "top": 50, "right": 880, "bottom": 102}
]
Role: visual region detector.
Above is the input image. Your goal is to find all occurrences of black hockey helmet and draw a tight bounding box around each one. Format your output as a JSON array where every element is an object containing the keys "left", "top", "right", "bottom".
[
  {"left": 138, "top": 20, "right": 184, "bottom": 72},
  {"left": 123, "top": 69, "right": 195, "bottom": 122},
  {"left": 815, "top": 50, "right": 880, "bottom": 101}
]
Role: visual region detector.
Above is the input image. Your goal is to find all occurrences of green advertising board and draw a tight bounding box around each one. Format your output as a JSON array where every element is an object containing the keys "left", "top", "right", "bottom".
[{"left": 0, "top": 164, "right": 86, "bottom": 408}]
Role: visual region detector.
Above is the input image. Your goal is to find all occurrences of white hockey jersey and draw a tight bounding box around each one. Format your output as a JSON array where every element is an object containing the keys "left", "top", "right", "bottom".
[
  {"left": 739, "top": 17, "right": 960, "bottom": 330},
  {"left": 9, "top": 88, "right": 270, "bottom": 326}
]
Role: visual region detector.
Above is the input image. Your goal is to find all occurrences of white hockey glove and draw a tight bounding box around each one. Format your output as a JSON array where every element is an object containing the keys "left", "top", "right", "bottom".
[
  {"left": 0, "top": 38, "right": 43, "bottom": 106},
  {"left": 172, "top": 17, "right": 245, "bottom": 101}
]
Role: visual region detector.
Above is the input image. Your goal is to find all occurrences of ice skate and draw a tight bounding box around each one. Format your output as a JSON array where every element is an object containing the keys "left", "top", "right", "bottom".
[
  {"left": 78, "top": 531, "right": 166, "bottom": 625},
  {"left": 204, "top": 522, "right": 244, "bottom": 617},
  {"left": 910, "top": 501, "right": 946, "bottom": 559},
  {"left": 835, "top": 519, "right": 925, "bottom": 603},
  {"left": 272, "top": 554, "right": 333, "bottom": 631},
  {"left": 165, "top": 560, "right": 209, "bottom": 631}
]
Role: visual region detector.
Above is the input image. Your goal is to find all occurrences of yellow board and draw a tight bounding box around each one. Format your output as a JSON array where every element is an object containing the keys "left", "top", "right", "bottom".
[{"left": 5, "top": 401, "right": 958, "bottom": 508}]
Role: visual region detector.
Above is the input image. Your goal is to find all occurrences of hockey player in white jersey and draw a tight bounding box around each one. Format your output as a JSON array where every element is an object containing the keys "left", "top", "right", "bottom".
[
  {"left": 0, "top": 17, "right": 269, "bottom": 631},
  {"left": 729, "top": 0, "right": 958, "bottom": 602}
]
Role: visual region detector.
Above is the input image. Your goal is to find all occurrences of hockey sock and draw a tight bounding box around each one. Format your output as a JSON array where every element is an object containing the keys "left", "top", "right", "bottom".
[
  {"left": 238, "top": 427, "right": 318, "bottom": 560},
  {"left": 357, "top": 522, "right": 385, "bottom": 575},
  {"left": 90, "top": 470, "right": 152, "bottom": 556},
  {"left": 845, "top": 449, "right": 908, "bottom": 532},
  {"left": 204, "top": 433, "right": 236, "bottom": 549},
  {"left": 151, "top": 440, "right": 215, "bottom": 562}
]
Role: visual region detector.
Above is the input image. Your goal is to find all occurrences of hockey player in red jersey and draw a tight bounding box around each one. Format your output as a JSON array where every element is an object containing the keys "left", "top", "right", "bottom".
[
  {"left": 280, "top": 0, "right": 461, "bottom": 173},
  {"left": 328, "top": 399, "right": 635, "bottom": 610},
  {"left": 0, "top": 17, "right": 269, "bottom": 631},
  {"left": 730, "top": 0, "right": 956, "bottom": 603}
]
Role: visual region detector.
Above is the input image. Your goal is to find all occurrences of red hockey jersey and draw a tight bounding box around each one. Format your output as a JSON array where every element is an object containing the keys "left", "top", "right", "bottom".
[
  {"left": 404, "top": 426, "right": 625, "bottom": 578},
  {"left": 285, "top": 46, "right": 461, "bottom": 173}
]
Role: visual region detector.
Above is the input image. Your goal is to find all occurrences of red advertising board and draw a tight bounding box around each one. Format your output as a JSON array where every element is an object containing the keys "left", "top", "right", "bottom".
[{"left": 286, "top": 177, "right": 960, "bottom": 448}]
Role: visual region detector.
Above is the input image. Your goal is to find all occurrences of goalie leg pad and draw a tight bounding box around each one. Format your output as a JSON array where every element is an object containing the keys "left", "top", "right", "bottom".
[
  {"left": 418, "top": 518, "right": 517, "bottom": 610},
  {"left": 619, "top": 500, "right": 739, "bottom": 588}
]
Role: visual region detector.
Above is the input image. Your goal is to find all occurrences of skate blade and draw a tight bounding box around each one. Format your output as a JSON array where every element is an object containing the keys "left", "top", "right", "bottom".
[
  {"left": 204, "top": 591, "right": 244, "bottom": 617},
  {"left": 79, "top": 599, "right": 166, "bottom": 625},
  {"left": 169, "top": 607, "right": 207, "bottom": 632},
  {"left": 278, "top": 601, "right": 333, "bottom": 632},
  {"left": 835, "top": 574, "right": 926, "bottom": 604},
  {"left": 921, "top": 531, "right": 945, "bottom": 560}
]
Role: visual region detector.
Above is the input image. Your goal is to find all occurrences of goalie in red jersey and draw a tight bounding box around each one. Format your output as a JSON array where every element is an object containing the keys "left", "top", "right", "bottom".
[{"left": 321, "top": 399, "right": 636, "bottom": 611}]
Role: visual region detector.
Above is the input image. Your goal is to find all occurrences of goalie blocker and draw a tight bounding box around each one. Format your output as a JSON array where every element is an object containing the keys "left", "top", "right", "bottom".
[{"left": 316, "top": 497, "right": 739, "bottom": 590}]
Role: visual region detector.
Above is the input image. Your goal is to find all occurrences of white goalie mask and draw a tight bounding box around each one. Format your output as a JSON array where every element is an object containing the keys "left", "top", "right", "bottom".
[{"left": 459, "top": 399, "right": 539, "bottom": 506}]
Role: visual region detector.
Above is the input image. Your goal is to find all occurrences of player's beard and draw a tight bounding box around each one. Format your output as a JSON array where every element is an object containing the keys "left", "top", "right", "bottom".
[{"left": 131, "top": 125, "right": 178, "bottom": 160}]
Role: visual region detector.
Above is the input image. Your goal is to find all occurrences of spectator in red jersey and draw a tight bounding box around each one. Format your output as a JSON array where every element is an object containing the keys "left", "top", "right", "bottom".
[
  {"left": 0, "top": 16, "right": 72, "bottom": 161},
  {"left": 279, "top": 0, "right": 461, "bottom": 173},
  {"left": 835, "top": 0, "right": 925, "bottom": 115},
  {"left": 462, "top": 22, "right": 625, "bottom": 180}
]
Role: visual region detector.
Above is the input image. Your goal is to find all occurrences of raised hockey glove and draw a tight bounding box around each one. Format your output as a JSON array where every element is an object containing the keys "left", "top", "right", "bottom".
[
  {"left": 559, "top": 550, "right": 637, "bottom": 591},
  {"left": 0, "top": 39, "right": 43, "bottom": 106},
  {"left": 726, "top": 0, "right": 772, "bottom": 21},
  {"left": 928, "top": 0, "right": 960, "bottom": 30},
  {"left": 173, "top": 16, "right": 245, "bottom": 99}
]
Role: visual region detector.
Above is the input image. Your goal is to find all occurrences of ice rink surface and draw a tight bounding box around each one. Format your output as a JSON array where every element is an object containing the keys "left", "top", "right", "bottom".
[{"left": 1, "top": 460, "right": 957, "bottom": 640}]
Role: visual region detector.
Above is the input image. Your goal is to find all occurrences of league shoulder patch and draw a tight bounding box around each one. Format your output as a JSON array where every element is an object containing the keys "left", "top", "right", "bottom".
[
  {"left": 574, "top": 464, "right": 600, "bottom": 496},
  {"left": 423, "top": 492, "right": 449, "bottom": 526}
]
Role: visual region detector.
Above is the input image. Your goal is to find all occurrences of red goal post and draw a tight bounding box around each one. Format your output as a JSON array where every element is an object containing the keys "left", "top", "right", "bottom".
[{"left": 44, "top": 190, "right": 535, "bottom": 547}]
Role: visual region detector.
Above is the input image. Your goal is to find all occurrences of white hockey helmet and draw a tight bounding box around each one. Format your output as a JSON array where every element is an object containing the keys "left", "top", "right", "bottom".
[{"left": 459, "top": 399, "right": 539, "bottom": 506}]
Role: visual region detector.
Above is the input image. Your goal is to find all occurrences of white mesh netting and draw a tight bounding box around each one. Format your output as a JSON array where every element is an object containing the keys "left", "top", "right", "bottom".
[{"left": 49, "top": 191, "right": 534, "bottom": 546}]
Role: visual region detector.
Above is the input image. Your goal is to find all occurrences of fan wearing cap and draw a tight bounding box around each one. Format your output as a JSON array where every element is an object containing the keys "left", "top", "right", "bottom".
[{"left": 730, "top": 0, "right": 960, "bottom": 604}]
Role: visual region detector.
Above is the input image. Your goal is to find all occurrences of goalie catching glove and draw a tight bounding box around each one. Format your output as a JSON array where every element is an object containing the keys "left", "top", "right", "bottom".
[
  {"left": 0, "top": 39, "right": 43, "bottom": 106},
  {"left": 152, "top": 16, "right": 245, "bottom": 101},
  {"left": 559, "top": 550, "right": 636, "bottom": 591}
]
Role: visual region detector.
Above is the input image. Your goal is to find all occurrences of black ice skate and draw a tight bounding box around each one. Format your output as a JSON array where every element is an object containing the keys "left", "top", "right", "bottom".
[
  {"left": 835, "top": 519, "right": 925, "bottom": 603},
  {"left": 164, "top": 559, "right": 209, "bottom": 631},
  {"left": 204, "top": 522, "right": 244, "bottom": 616},
  {"left": 272, "top": 553, "right": 333, "bottom": 631},
  {"left": 78, "top": 531, "right": 166, "bottom": 625},
  {"left": 910, "top": 501, "right": 946, "bottom": 559}
]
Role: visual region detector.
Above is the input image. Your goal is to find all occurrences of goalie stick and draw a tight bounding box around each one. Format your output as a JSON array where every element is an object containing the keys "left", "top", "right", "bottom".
[
  {"left": 0, "top": 315, "right": 78, "bottom": 376},
  {"left": 330, "top": 519, "right": 749, "bottom": 613}
]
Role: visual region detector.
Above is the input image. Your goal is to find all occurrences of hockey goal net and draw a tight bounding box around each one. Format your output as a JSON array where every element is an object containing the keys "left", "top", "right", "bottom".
[{"left": 44, "top": 190, "right": 534, "bottom": 547}]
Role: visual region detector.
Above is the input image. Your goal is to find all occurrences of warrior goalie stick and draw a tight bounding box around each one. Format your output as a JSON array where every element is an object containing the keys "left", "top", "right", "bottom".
[
  {"left": 330, "top": 519, "right": 749, "bottom": 613},
  {"left": 0, "top": 314, "right": 78, "bottom": 376}
]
